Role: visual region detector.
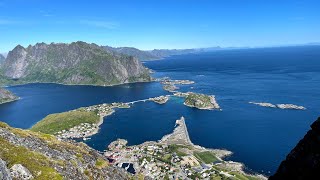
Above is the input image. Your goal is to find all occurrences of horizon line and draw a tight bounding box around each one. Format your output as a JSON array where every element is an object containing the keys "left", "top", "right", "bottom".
[{"left": 1, "top": 41, "right": 320, "bottom": 55}]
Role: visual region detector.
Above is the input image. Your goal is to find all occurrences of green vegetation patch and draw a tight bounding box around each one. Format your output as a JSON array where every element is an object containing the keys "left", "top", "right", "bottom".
[
  {"left": 156, "top": 154, "right": 172, "bottom": 164},
  {"left": 95, "top": 158, "right": 109, "bottom": 169},
  {"left": 168, "top": 144, "right": 188, "bottom": 157},
  {"left": 0, "top": 137, "right": 63, "bottom": 180},
  {"left": 30, "top": 110, "right": 100, "bottom": 134},
  {"left": 185, "top": 93, "right": 213, "bottom": 108},
  {"left": 194, "top": 151, "right": 219, "bottom": 164}
]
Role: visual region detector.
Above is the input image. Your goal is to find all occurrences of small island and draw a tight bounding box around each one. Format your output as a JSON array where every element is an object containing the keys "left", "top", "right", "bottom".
[
  {"left": 249, "top": 102, "right": 277, "bottom": 108},
  {"left": 276, "top": 104, "right": 306, "bottom": 110},
  {"left": 249, "top": 102, "right": 306, "bottom": 110},
  {"left": 0, "top": 88, "right": 19, "bottom": 104},
  {"left": 149, "top": 95, "right": 170, "bottom": 104},
  {"left": 159, "top": 78, "right": 195, "bottom": 92},
  {"left": 161, "top": 79, "right": 195, "bottom": 85},
  {"left": 184, "top": 92, "right": 220, "bottom": 110},
  {"left": 163, "top": 84, "right": 179, "bottom": 92}
]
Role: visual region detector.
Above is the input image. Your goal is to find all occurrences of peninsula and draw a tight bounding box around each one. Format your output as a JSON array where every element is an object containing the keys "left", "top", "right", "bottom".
[
  {"left": 30, "top": 96, "right": 171, "bottom": 139},
  {"left": 31, "top": 102, "right": 130, "bottom": 139},
  {"left": 104, "top": 117, "right": 266, "bottom": 180}
]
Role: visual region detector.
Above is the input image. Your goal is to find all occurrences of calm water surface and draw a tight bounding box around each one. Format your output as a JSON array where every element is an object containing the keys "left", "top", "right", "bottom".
[{"left": 1, "top": 46, "right": 320, "bottom": 175}]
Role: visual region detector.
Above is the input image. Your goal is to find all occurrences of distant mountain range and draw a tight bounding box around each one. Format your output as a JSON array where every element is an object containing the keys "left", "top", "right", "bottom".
[
  {"left": 0, "top": 41, "right": 151, "bottom": 86},
  {"left": 103, "top": 46, "right": 222, "bottom": 61}
]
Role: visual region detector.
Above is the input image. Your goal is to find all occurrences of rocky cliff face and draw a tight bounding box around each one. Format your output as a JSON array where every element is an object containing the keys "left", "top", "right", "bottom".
[
  {"left": 0, "top": 122, "right": 128, "bottom": 179},
  {"left": 270, "top": 117, "right": 320, "bottom": 180},
  {"left": 1, "top": 42, "right": 151, "bottom": 86},
  {"left": 0, "top": 88, "right": 17, "bottom": 104},
  {"left": 0, "top": 54, "right": 5, "bottom": 65}
]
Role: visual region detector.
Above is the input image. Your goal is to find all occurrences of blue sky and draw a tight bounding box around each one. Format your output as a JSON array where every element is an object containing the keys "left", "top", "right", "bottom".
[{"left": 0, "top": 0, "right": 319, "bottom": 52}]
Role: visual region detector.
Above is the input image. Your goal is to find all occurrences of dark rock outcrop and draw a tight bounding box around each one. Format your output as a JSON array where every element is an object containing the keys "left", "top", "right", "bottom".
[
  {"left": 1, "top": 41, "right": 151, "bottom": 86},
  {"left": 270, "top": 117, "right": 320, "bottom": 180}
]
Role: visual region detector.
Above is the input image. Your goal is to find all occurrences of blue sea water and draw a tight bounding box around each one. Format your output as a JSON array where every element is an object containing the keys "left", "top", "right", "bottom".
[{"left": 1, "top": 46, "right": 320, "bottom": 175}]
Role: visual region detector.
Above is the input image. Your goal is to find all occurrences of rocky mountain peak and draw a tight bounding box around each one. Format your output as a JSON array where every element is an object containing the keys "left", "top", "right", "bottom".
[{"left": 1, "top": 41, "right": 151, "bottom": 86}]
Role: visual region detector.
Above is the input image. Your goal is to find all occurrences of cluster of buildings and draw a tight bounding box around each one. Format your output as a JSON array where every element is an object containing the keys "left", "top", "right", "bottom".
[
  {"left": 85, "top": 102, "right": 130, "bottom": 116},
  {"left": 55, "top": 122, "right": 97, "bottom": 139},
  {"left": 103, "top": 139, "right": 228, "bottom": 179}
]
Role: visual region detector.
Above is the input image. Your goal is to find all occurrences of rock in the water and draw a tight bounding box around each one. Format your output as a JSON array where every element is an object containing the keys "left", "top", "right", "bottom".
[
  {"left": 270, "top": 117, "right": 320, "bottom": 179},
  {"left": 0, "top": 159, "right": 12, "bottom": 180},
  {"left": 0, "top": 88, "right": 18, "bottom": 104},
  {"left": 10, "top": 164, "right": 33, "bottom": 180},
  {"left": 276, "top": 104, "right": 306, "bottom": 110},
  {"left": 249, "top": 102, "right": 306, "bottom": 110},
  {"left": 249, "top": 102, "right": 277, "bottom": 108}
]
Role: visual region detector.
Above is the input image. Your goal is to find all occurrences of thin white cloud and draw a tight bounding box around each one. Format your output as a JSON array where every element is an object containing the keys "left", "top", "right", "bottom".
[{"left": 80, "top": 20, "right": 119, "bottom": 29}]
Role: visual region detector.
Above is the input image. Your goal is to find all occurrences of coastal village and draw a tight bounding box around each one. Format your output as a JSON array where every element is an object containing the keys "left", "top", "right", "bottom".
[
  {"left": 27, "top": 77, "right": 304, "bottom": 179},
  {"left": 103, "top": 117, "right": 266, "bottom": 180}
]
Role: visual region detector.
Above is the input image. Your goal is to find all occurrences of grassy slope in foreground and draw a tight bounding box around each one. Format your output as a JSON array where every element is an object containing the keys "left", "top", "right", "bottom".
[
  {"left": 0, "top": 137, "right": 63, "bottom": 180},
  {"left": 31, "top": 109, "right": 100, "bottom": 135},
  {"left": 0, "top": 122, "right": 127, "bottom": 180}
]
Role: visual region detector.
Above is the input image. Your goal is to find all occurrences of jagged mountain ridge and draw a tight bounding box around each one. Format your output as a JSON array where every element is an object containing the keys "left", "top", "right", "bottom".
[
  {"left": 103, "top": 46, "right": 159, "bottom": 61},
  {"left": 1, "top": 41, "right": 151, "bottom": 86},
  {"left": 103, "top": 46, "right": 221, "bottom": 61},
  {"left": 0, "top": 122, "right": 128, "bottom": 179}
]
